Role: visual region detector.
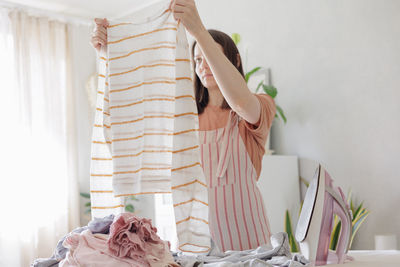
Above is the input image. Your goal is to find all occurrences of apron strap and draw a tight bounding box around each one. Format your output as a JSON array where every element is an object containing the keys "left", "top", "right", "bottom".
[{"left": 216, "top": 110, "right": 238, "bottom": 178}]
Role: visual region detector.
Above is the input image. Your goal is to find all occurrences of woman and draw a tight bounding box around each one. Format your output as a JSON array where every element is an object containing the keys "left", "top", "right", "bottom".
[{"left": 91, "top": 0, "right": 276, "bottom": 252}]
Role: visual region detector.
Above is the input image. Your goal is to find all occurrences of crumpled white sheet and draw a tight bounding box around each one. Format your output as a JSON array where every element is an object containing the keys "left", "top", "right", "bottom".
[{"left": 174, "top": 232, "right": 309, "bottom": 267}]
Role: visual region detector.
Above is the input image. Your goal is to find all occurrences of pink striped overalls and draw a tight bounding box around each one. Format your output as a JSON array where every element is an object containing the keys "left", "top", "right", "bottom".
[{"left": 199, "top": 109, "right": 272, "bottom": 252}]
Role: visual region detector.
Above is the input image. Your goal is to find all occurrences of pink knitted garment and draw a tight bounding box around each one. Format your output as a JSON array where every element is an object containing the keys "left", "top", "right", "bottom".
[{"left": 107, "top": 213, "right": 165, "bottom": 265}]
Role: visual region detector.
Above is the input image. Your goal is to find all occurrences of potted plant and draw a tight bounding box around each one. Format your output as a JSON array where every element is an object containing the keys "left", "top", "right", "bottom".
[{"left": 284, "top": 182, "right": 370, "bottom": 252}]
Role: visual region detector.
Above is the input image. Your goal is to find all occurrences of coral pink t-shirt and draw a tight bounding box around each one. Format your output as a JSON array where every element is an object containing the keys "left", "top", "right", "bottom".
[{"left": 198, "top": 93, "right": 276, "bottom": 179}]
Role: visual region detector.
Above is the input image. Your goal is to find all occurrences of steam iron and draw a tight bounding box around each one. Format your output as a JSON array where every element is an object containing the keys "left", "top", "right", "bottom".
[{"left": 295, "top": 165, "right": 353, "bottom": 266}]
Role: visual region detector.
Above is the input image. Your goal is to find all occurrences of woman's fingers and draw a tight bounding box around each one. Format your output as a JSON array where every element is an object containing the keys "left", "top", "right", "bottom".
[
  {"left": 174, "top": 0, "right": 185, "bottom": 5},
  {"left": 171, "top": 0, "right": 204, "bottom": 38},
  {"left": 94, "top": 18, "right": 109, "bottom": 27},
  {"left": 175, "top": 0, "right": 194, "bottom": 7},
  {"left": 172, "top": 3, "right": 186, "bottom": 22},
  {"left": 91, "top": 27, "right": 106, "bottom": 44},
  {"left": 96, "top": 24, "right": 107, "bottom": 35},
  {"left": 91, "top": 36, "right": 105, "bottom": 52},
  {"left": 94, "top": 18, "right": 104, "bottom": 25},
  {"left": 91, "top": 18, "right": 108, "bottom": 51},
  {"left": 169, "top": 0, "right": 184, "bottom": 9},
  {"left": 173, "top": 11, "right": 183, "bottom": 22},
  {"left": 171, "top": 0, "right": 185, "bottom": 12},
  {"left": 102, "top": 18, "right": 109, "bottom": 27},
  {"left": 173, "top": 4, "right": 185, "bottom": 13},
  {"left": 93, "top": 29, "right": 106, "bottom": 40},
  {"left": 91, "top": 36, "right": 105, "bottom": 46},
  {"left": 93, "top": 18, "right": 107, "bottom": 35}
]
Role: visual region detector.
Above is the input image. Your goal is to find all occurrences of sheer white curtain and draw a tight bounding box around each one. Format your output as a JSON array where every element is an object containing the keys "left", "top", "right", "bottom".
[{"left": 0, "top": 7, "right": 80, "bottom": 267}]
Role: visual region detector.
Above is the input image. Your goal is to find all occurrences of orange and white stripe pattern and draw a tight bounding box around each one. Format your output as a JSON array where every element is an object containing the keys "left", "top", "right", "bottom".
[{"left": 90, "top": 0, "right": 210, "bottom": 254}]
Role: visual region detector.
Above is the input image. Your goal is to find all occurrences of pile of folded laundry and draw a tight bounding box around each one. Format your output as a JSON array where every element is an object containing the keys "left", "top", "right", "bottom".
[
  {"left": 32, "top": 212, "right": 310, "bottom": 267},
  {"left": 31, "top": 213, "right": 179, "bottom": 267}
]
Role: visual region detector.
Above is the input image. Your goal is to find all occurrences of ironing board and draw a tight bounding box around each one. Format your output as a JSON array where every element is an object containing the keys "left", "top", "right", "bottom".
[{"left": 322, "top": 250, "right": 400, "bottom": 267}]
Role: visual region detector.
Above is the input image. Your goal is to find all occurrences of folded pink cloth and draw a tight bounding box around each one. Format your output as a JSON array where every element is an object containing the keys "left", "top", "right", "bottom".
[
  {"left": 59, "top": 230, "right": 142, "bottom": 267},
  {"left": 59, "top": 229, "right": 178, "bottom": 267},
  {"left": 108, "top": 213, "right": 166, "bottom": 265}
]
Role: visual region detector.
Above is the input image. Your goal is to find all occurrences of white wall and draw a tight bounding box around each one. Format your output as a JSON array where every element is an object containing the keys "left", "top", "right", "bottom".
[{"left": 195, "top": 0, "right": 400, "bottom": 250}]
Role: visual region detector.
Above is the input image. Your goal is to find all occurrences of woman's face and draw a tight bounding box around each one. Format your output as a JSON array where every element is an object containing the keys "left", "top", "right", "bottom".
[{"left": 194, "top": 43, "right": 224, "bottom": 91}]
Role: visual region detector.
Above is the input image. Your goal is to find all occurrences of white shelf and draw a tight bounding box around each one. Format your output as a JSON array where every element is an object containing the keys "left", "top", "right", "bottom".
[{"left": 257, "top": 155, "right": 301, "bottom": 234}]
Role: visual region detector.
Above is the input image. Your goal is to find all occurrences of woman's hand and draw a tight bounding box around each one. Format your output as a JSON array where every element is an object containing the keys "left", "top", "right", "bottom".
[
  {"left": 170, "top": 0, "right": 206, "bottom": 39},
  {"left": 91, "top": 18, "right": 109, "bottom": 53}
]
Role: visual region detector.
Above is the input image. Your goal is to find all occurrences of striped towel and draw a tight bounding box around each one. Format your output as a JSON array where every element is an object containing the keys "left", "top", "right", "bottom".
[{"left": 89, "top": 0, "right": 210, "bottom": 254}]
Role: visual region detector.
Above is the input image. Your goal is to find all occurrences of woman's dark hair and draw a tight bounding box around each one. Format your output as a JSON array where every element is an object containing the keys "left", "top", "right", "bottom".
[{"left": 191, "top": 29, "right": 245, "bottom": 114}]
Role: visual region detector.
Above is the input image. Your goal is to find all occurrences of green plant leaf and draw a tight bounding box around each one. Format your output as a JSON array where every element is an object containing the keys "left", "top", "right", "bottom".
[
  {"left": 262, "top": 84, "right": 277, "bottom": 98},
  {"left": 329, "top": 215, "right": 339, "bottom": 249},
  {"left": 350, "top": 198, "right": 354, "bottom": 214},
  {"left": 129, "top": 196, "right": 139, "bottom": 201},
  {"left": 352, "top": 209, "right": 369, "bottom": 228},
  {"left": 284, "top": 210, "right": 299, "bottom": 252},
  {"left": 285, "top": 210, "right": 292, "bottom": 236},
  {"left": 276, "top": 105, "right": 287, "bottom": 123},
  {"left": 299, "top": 176, "right": 310, "bottom": 187},
  {"left": 352, "top": 210, "right": 365, "bottom": 226},
  {"left": 353, "top": 202, "right": 363, "bottom": 219},
  {"left": 125, "top": 204, "right": 135, "bottom": 213},
  {"left": 80, "top": 192, "right": 90, "bottom": 199},
  {"left": 85, "top": 202, "right": 91, "bottom": 207},
  {"left": 330, "top": 220, "right": 341, "bottom": 250},
  {"left": 255, "top": 81, "right": 263, "bottom": 93},
  {"left": 231, "top": 33, "right": 241, "bottom": 45},
  {"left": 347, "top": 189, "right": 353, "bottom": 211},
  {"left": 289, "top": 232, "right": 299, "bottom": 252},
  {"left": 299, "top": 201, "right": 304, "bottom": 216},
  {"left": 245, "top": 67, "right": 261, "bottom": 83},
  {"left": 350, "top": 211, "right": 370, "bottom": 249}
]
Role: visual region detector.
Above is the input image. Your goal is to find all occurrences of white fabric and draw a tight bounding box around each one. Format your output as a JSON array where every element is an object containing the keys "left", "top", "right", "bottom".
[
  {"left": 0, "top": 7, "right": 80, "bottom": 267},
  {"left": 90, "top": 0, "right": 210, "bottom": 254},
  {"left": 174, "top": 232, "right": 309, "bottom": 267}
]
